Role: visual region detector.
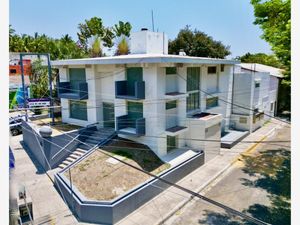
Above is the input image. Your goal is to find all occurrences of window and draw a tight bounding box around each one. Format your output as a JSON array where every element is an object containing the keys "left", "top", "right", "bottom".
[
  {"left": 255, "top": 81, "right": 260, "bottom": 88},
  {"left": 208, "top": 66, "right": 217, "bottom": 74},
  {"left": 186, "top": 67, "right": 200, "bottom": 112},
  {"left": 166, "top": 67, "right": 177, "bottom": 75},
  {"left": 206, "top": 96, "right": 218, "bottom": 109},
  {"left": 167, "top": 135, "right": 177, "bottom": 152},
  {"left": 187, "top": 92, "right": 200, "bottom": 112},
  {"left": 187, "top": 67, "right": 200, "bottom": 91},
  {"left": 166, "top": 100, "right": 177, "bottom": 110},
  {"left": 69, "top": 100, "right": 88, "bottom": 120},
  {"left": 221, "top": 64, "right": 225, "bottom": 72},
  {"left": 239, "top": 117, "right": 247, "bottom": 124}
]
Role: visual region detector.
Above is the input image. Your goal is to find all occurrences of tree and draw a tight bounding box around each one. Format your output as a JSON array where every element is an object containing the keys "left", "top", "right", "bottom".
[
  {"left": 115, "top": 36, "right": 130, "bottom": 55},
  {"left": 113, "top": 21, "right": 132, "bottom": 37},
  {"left": 77, "top": 17, "right": 114, "bottom": 54},
  {"left": 237, "top": 52, "right": 283, "bottom": 68},
  {"left": 169, "top": 25, "right": 231, "bottom": 58},
  {"left": 251, "top": 0, "right": 291, "bottom": 112},
  {"left": 9, "top": 25, "right": 85, "bottom": 60}
]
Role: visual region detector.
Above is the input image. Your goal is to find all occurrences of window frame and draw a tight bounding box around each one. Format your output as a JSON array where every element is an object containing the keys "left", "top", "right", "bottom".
[
  {"left": 69, "top": 100, "right": 88, "bottom": 121},
  {"left": 207, "top": 66, "right": 217, "bottom": 74}
]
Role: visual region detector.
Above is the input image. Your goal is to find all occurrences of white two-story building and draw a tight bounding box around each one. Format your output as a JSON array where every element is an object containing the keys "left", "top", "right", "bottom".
[
  {"left": 230, "top": 63, "right": 283, "bottom": 132},
  {"left": 52, "top": 30, "right": 239, "bottom": 161},
  {"left": 52, "top": 30, "right": 282, "bottom": 160}
]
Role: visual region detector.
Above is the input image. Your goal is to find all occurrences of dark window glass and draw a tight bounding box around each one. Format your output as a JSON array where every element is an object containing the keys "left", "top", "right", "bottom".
[
  {"left": 166, "top": 67, "right": 177, "bottom": 75},
  {"left": 187, "top": 67, "right": 200, "bottom": 91},
  {"left": 206, "top": 96, "right": 218, "bottom": 109},
  {"left": 208, "top": 66, "right": 217, "bottom": 74},
  {"left": 187, "top": 92, "right": 200, "bottom": 112},
  {"left": 69, "top": 100, "right": 87, "bottom": 120},
  {"left": 221, "top": 64, "right": 225, "bottom": 72},
  {"left": 166, "top": 100, "right": 177, "bottom": 110}
]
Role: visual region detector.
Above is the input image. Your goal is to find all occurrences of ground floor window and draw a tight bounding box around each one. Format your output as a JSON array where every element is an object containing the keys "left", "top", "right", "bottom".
[
  {"left": 69, "top": 100, "right": 88, "bottom": 121},
  {"left": 187, "top": 92, "right": 200, "bottom": 112},
  {"left": 167, "top": 135, "right": 177, "bottom": 152},
  {"left": 206, "top": 96, "right": 218, "bottom": 109}
]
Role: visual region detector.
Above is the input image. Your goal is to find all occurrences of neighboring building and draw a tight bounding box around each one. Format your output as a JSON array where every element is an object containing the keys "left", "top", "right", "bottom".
[
  {"left": 230, "top": 63, "right": 283, "bottom": 132},
  {"left": 52, "top": 30, "right": 238, "bottom": 161}
]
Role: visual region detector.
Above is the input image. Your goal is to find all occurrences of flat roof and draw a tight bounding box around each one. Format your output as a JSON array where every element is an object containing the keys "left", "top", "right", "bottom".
[
  {"left": 240, "top": 63, "right": 284, "bottom": 78},
  {"left": 51, "top": 54, "right": 239, "bottom": 66}
]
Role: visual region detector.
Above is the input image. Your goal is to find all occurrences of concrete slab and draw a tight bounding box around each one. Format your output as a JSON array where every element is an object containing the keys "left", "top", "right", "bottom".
[
  {"left": 221, "top": 130, "right": 249, "bottom": 148},
  {"left": 160, "top": 148, "right": 198, "bottom": 166}
]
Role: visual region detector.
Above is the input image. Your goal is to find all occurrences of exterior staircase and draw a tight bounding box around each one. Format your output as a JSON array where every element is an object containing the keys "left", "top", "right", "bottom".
[{"left": 58, "top": 127, "right": 116, "bottom": 170}]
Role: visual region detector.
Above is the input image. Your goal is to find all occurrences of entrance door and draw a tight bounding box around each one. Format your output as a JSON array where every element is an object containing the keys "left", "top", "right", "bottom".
[
  {"left": 126, "top": 67, "right": 143, "bottom": 96},
  {"left": 103, "top": 102, "right": 115, "bottom": 128},
  {"left": 167, "top": 135, "right": 177, "bottom": 152}
]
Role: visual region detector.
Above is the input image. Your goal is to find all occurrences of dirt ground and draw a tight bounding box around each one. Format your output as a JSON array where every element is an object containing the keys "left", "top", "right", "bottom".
[{"left": 64, "top": 138, "right": 170, "bottom": 201}]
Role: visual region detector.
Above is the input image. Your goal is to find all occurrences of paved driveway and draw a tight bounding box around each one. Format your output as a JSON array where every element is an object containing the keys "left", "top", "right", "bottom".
[{"left": 165, "top": 126, "right": 291, "bottom": 225}]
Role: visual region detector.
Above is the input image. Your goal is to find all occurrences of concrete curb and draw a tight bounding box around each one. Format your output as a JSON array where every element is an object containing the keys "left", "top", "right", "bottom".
[{"left": 157, "top": 124, "right": 281, "bottom": 225}]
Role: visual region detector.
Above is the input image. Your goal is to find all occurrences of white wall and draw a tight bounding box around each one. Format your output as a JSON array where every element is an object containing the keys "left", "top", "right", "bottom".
[{"left": 130, "top": 31, "right": 168, "bottom": 55}]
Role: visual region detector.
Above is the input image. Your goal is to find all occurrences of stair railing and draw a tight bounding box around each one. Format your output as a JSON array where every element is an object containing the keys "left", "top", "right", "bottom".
[{"left": 51, "top": 133, "right": 81, "bottom": 160}]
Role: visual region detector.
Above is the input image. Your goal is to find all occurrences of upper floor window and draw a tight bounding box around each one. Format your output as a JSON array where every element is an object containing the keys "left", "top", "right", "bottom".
[
  {"left": 187, "top": 67, "right": 200, "bottom": 91},
  {"left": 221, "top": 64, "right": 225, "bottom": 72},
  {"left": 166, "top": 67, "right": 177, "bottom": 75},
  {"left": 255, "top": 81, "right": 260, "bottom": 88},
  {"left": 208, "top": 66, "right": 217, "bottom": 74}
]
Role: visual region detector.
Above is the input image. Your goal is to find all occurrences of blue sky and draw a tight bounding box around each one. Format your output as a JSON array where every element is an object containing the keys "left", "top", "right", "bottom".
[{"left": 9, "top": 0, "right": 272, "bottom": 58}]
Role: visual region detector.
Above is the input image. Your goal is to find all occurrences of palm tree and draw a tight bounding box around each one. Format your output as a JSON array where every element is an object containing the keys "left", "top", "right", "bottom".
[
  {"left": 88, "top": 35, "right": 102, "bottom": 57},
  {"left": 113, "top": 21, "right": 132, "bottom": 37},
  {"left": 115, "top": 35, "right": 130, "bottom": 55}
]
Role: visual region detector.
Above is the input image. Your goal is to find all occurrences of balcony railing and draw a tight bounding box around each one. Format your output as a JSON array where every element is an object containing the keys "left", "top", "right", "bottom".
[
  {"left": 58, "top": 82, "right": 88, "bottom": 100},
  {"left": 116, "top": 115, "right": 145, "bottom": 136},
  {"left": 115, "top": 81, "right": 145, "bottom": 100}
]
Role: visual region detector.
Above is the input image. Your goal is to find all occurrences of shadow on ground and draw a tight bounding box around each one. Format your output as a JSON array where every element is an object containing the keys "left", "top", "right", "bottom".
[
  {"left": 102, "top": 137, "right": 169, "bottom": 173},
  {"left": 198, "top": 148, "right": 290, "bottom": 225}
]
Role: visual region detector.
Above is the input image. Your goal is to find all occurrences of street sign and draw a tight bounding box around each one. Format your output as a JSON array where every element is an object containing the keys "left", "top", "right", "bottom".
[{"left": 27, "top": 98, "right": 50, "bottom": 108}]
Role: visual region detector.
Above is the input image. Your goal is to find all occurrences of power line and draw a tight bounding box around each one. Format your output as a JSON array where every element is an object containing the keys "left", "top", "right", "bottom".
[{"left": 21, "top": 118, "right": 273, "bottom": 225}]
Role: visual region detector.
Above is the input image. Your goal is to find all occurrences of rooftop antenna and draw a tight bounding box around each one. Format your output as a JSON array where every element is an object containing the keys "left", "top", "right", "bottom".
[{"left": 151, "top": 10, "right": 155, "bottom": 32}]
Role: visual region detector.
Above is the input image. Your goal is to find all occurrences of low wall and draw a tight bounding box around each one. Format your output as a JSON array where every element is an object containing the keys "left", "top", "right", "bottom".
[
  {"left": 54, "top": 150, "right": 205, "bottom": 224},
  {"left": 22, "top": 121, "right": 84, "bottom": 170}
]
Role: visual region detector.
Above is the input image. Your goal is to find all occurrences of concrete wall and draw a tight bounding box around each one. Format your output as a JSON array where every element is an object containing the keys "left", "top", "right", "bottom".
[
  {"left": 130, "top": 31, "right": 168, "bottom": 55},
  {"left": 186, "top": 114, "right": 222, "bottom": 162},
  {"left": 22, "top": 121, "right": 83, "bottom": 170},
  {"left": 54, "top": 150, "right": 204, "bottom": 224}
]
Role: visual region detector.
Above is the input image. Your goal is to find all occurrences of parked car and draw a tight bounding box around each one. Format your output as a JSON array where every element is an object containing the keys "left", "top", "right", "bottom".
[{"left": 9, "top": 116, "right": 24, "bottom": 136}]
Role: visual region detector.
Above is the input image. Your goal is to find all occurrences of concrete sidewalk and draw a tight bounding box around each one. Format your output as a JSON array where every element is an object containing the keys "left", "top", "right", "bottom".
[{"left": 117, "top": 119, "right": 284, "bottom": 225}]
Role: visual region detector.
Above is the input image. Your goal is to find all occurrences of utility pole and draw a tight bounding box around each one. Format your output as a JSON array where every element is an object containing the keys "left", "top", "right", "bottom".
[{"left": 151, "top": 10, "right": 155, "bottom": 32}]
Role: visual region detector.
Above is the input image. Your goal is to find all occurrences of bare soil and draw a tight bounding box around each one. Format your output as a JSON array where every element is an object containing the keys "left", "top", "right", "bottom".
[{"left": 64, "top": 138, "right": 170, "bottom": 201}]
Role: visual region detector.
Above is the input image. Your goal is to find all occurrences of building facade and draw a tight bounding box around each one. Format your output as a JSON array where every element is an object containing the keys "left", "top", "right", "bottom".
[
  {"left": 52, "top": 30, "right": 281, "bottom": 161},
  {"left": 230, "top": 63, "right": 282, "bottom": 132}
]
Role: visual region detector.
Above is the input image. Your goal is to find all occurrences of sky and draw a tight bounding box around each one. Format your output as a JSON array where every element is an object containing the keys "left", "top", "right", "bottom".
[{"left": 9, "top": 0, "right": 272, "bottom": 58}]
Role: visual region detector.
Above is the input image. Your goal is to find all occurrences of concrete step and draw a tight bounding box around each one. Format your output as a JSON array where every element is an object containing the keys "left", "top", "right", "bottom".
[
  {"left": 75, "top": 148, "right": 87, "bottom": 154},
  {"left": 84, "top": 139, "right": 103, "bottom": 144}
]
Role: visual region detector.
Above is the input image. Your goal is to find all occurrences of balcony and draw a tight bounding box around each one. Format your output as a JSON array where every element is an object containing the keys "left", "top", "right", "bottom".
[
  {"left": 115, "top": 81, "right": 145, "bottom": 100},
  {"left": 116, "top": 115, "right": 145, "bottom": 136},
  {"left": 58, "top": 82, "right": 88, "bottom": 100},
  {"left": 165, "top": 125, "right": 188, "bottom": 136}
]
